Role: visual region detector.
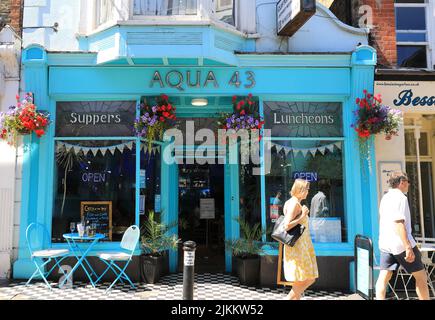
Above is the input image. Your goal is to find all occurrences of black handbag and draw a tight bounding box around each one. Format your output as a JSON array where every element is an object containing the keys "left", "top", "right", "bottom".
[{"left": 271, "top": 215, "right": 305, "bottom": 247}]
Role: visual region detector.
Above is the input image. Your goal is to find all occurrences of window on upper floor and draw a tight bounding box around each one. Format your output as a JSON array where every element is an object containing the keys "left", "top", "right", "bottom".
[
  {"left": 132, "top": 0, "right": 236, "bottom": 27},
  {"left": 133, "top": 0, "right": 199, "bottom": 16},
  {"left": 395, "top": 0, "right": 430, "bottom": 68},
  {"left": 97, "top": 0, "right": 114, "bottom": 26}
]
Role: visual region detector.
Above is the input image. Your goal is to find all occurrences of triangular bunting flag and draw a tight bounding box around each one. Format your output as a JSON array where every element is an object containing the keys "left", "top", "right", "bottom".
[
  {"left": 91, "top": 148, "right": 99, "bottom": 157},
  {"left": 319, "top": 147, "right": 326, "bottom": 155},
  {"left": 301, "top": 149, "right": 309, "bottom": 158},
  {"left": 82, "top": 148, "right": 90, "bottom": 155},
  {"left": 326, "top": 144, "right": 335, "bottom": 153},
  {"left": 334, "top": 142, "right": 342, "bottom": 150},
  {"left": 109, "top": 147, "right": 116, "bottom": 155},
  {"left": 73, "top": 146, "right": 81, "bottom": 155},
  {"left": 126, "top": 142, "right": 134, "bottom": 150},
  {"left": 309, "top": 149, "right": 317, "bottom": 157}
]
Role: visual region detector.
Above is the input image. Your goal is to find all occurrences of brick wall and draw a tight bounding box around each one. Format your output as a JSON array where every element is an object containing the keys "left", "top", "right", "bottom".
[
  {"left": 0, "top": 0, "right": 22, "bottom": 35},
  {"left": 327, "top": 0, "right": 397, "bottom": 67},
  {"left": 357, "top": 0, "right": 397, "bottom": 67}
]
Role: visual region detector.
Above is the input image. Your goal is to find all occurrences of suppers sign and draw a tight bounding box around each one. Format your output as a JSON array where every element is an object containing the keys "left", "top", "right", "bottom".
[{"left": 56, "top": 101, "right": 136, "bottom": 137}]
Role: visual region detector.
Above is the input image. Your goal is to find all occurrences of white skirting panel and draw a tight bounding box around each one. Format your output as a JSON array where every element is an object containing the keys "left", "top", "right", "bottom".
[{"left": 0, "top": 188, "right": 14, "bottom": 252}]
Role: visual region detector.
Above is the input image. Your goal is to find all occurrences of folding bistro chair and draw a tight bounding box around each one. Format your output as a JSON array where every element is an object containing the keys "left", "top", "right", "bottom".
[
  {"left": 96, "top": 225, "right": 140, "bottom": 293},
  {"left": 416, "top": 237, "right": 435, "bottom": 297},
  {"left": 25, "top": 223, "right": 70, "bottom": 290}
]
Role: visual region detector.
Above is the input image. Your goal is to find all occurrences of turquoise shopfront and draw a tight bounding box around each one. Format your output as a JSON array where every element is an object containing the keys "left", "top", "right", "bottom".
[{"left": 13, "top": 25, "right": 378, "bottom": 290}]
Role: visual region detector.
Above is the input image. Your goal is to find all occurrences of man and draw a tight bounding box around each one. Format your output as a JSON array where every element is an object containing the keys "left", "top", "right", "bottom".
[
  {"left": 309, "top": 180, "right": 330, "bottom": 242},
  {"left": 310, "top": 179, "right": 330, "bottom": 219},
  {"left": 376, "top": 171, "right": 429, "bottom": 300}
]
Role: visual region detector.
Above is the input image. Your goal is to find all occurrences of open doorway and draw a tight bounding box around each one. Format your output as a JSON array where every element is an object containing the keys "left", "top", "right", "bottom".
[{"left": 178, "top": 163, "right": 226, "bottom": 273}]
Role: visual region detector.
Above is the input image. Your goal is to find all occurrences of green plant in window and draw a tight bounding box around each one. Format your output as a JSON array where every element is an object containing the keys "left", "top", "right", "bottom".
[
  {"left": 140, "top": 210, "right": 181, "bottom": 258},
  {"left": 55, "top": 145, "right": 85, "bottom": 217},
  {"left": 225, "top": 216, "right": 270, "bottom": 259}
]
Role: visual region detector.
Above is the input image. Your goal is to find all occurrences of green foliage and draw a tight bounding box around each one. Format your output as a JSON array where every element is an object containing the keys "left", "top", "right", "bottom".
[
  {"left": 225, "top": 216, "right": 268, "bottom": 259},
  {"left": 140, "top": 210, "right": 180, "bottom": 257}
]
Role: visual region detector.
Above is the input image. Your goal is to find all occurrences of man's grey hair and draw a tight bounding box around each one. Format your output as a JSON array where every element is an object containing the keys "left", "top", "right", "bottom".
[{"left": 388, "top": 171, "right": 408, "bottom": 189}]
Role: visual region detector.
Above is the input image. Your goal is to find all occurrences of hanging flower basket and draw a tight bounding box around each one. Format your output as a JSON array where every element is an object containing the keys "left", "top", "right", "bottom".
[
  {"left": 0, "top": 92, "right": 50, "bottom": 146},
  {"left": 134, "top": 94, "right": 177, "bottom": 154},
  {"left": 352, "top": 90, "right": 403, "bottom": 169},
  {"left": 217, "top": 94, "right": 264, "bottom": 144}
]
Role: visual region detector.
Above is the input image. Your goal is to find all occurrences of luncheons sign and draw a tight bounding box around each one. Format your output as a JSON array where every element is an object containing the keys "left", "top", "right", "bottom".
[
  {"left": 375, "top": 81, "right": 435, "bottom": 113},
  {"left": 277, "top": 0, "right": 316, "bottom": 36}
]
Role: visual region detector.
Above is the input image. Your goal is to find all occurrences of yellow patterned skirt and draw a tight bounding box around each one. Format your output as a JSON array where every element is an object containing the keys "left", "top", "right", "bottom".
[{"left": 283, "top": 217, "right": 319, "bottom": 282}]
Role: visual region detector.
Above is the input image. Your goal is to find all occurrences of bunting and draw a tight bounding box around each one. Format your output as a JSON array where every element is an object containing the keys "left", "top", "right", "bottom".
[
  {"left": 270, "top": 141, "right": 342, "bottom": 158},
  {"left": 56, "top": 141, "right": 160, "bottom": 157}
]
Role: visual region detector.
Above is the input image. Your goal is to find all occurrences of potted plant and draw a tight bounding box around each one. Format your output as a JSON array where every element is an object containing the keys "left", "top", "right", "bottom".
[
  {"left": 226, "top": 217, "right": 267, "bottom": 286},
  {"left": 140, "top": 210, "right": 180, "bottom": 284},
  {"left": 0, "top": 92, "right": 50, "bottom": 146}
]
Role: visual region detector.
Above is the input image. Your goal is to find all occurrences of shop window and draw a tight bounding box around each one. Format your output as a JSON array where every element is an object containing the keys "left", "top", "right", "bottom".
[
  {"left": 52, "top": 140, "right": 137, "bottom": 243},
  {"left": 265, "top": 140, "right": 346, "bottom": 243},
  {"left": 395, "top": 1, "right": 429, "bottom": 68},
  {"left": 139, "top": 148, "right": 162, "bottom": 226},
  {"left": 405, "top": 130, "right": 429, "bottom": 156},
  {"left": 239, "top": 162, "right": 262, "bottom": 229}
]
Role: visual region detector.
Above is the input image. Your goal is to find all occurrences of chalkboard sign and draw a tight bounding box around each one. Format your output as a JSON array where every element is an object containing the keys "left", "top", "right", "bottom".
[
  {"left": 354, "top": 235, "right": 374, "bottom": 300},
  {"left": 80, "top": 201, "right": 112, "bottom": 241}
]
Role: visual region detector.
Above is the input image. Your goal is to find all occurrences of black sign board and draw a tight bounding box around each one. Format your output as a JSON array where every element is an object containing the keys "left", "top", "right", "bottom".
[
  {"left": 56, "top": 101, "right": 136, "bottom": 137},
  {"left": 354, "top": 235, "right": 374, "bottom": 300},
  {"left": 264, "top": 101, "right": 342, "bottom": 137},
  {"left": 80, "top": 201, "right": 112, "bottom": 241},
  {"left": 277, "top": 0, "right": 316, "bottom": 37}
]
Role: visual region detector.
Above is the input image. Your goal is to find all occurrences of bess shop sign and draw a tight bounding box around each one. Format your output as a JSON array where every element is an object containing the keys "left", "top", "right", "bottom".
[{"left": 375, "top": 81, "right": 435, "bottom": 112}]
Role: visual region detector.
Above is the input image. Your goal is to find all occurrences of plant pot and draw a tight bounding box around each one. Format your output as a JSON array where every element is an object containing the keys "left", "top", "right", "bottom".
[
  {"left": 140, "top": 254, "right": 163, "bottom": 284},
  {"left": 236, "top": 256, "right": 260, "bottom": 286}
]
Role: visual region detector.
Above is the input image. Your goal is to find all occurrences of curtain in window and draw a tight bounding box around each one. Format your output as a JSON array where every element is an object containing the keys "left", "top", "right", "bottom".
[{"left": 134, "top": 0, "right": 197, "bottom": 16}]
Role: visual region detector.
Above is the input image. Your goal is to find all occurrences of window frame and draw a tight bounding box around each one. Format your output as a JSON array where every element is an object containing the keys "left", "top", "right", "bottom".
[
  {"left": 395, "top": 1, "right": 432, "bottom": 69},
  {"left": 259, "top": 99, "right": 350, "bottom": 248},
  {"left": 130, "top": 0, "right": 203, "bottom": 21}
]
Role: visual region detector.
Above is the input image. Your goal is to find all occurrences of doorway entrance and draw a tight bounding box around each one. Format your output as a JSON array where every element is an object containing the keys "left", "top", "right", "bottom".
[{"left": 178, "top": 163, "right": 226, "bottom": 273}]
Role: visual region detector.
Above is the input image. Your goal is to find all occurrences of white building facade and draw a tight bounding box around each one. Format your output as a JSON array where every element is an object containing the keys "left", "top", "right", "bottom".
[{"left": 0, "top": 25, "right": 21, "bottom": 279}]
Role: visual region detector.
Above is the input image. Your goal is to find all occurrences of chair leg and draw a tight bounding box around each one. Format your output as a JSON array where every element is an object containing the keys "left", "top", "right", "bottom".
[
  {"left": 105, "top": 261, "right": 135, "bottom": 294},
  {"left": 34, "top": 260, "right": 53, "bottom": 291},
  {"left": 25, "top": 269, "right": 39, "bottom": 286}
]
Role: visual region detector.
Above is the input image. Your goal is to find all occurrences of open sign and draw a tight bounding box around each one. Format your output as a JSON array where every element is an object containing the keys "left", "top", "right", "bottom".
[
  {"left": 82, "top": 172, "right": 107, "bottom": 183},
  {"left": 292, "top": 172, "right": 318, "bottom": 182}
]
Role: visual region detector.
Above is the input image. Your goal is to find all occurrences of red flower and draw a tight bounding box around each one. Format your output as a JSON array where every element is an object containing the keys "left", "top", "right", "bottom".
[
  {"left": 161, "top": 94, "right": 169, "bottom": 101},
  {"left": 248, "top": 93, "right": 253, "bottom": 98},
  {"left": 232, "top": 95, "right": 237, "bottom": 103},
  {"left": 159, "top": 117, "right": 165, "bottom": 122},
  {"left": 35, "top": 129, "right": 45, "bottom": 137},
  {"left": 240, "top": 110, "right": 246, "bottom": 116}
]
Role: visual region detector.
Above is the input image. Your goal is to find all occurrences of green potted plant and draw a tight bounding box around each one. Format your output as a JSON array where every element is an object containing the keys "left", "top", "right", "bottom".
[
  {"left": 140, "top": 210, "right": 180, "bottom": 284},
  {"left": 226, "top": 217, "right": 267, "bottom": 286}
]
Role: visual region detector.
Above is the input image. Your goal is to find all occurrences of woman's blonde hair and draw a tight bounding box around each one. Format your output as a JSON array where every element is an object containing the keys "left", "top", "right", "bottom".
[{"left": 290, "top": 179, "right": 310, "bottom": 198}]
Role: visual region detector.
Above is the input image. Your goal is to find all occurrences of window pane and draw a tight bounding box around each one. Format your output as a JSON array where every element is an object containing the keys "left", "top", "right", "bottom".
[
  {"left": 395, "top": 7, "right": 426, "bottom": 30},
  {"left": 134, "top": 0, "right": 198, "bottom": 16},
  {"left": 396, "top": 32, "right": 426, "bottom": 42},
  {"left": 395, "top": 0, "right": 425, "bottom": 3},
  {"left": 397, "top": 45, "right": 427, "bottom": 68},
  {"left": 264, "top": 102, "right": 343, "bottom": 137},
  {"left": 239, "top": 162, "right": 262, "bottom": 230},
  {"left": 215, "top": 0, "right": 235, "bottom": 26},
  {"left": 52, "top": 140, "right": 136, "bottom": 243},
  {"left": 405, "top": 130, "right": 429, "bottom": 156},
  {"left": 265, "top": 140, "right": 346, "bottom": 243}
]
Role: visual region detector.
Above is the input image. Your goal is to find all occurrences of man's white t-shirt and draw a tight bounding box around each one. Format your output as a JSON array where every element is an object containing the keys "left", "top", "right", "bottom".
[{"left": 378, "top": 188, "right": 416, "bottom": 255}]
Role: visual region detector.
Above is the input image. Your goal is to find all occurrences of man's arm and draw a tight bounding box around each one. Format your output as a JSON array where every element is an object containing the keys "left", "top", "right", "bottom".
[{"left": 395, "top": 220, "right": 415, "bottom": 263}]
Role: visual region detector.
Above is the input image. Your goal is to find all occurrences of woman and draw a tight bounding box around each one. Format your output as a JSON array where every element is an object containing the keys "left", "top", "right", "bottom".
[{"left": 283, "top": 179, "right": 319, "bottom": 300}]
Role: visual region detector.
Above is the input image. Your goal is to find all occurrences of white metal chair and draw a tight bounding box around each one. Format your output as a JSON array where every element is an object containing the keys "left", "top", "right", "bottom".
[
  {"left": 416, "top": 237, "right": 435, "bottom": 297},
  {"left": 95, "top": 225, "right": 140, "bottom": 293},
  {"left": 25, "top": 223, "right": 70, "bottom": 290},
  {"left": 373, "top": 254, "right": 401, "bottom": 300}
]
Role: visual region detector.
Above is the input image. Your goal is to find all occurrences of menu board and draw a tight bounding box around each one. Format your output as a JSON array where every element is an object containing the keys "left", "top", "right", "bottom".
[{"left": 80, "top": 201, "right": 112, "bottom": 241}]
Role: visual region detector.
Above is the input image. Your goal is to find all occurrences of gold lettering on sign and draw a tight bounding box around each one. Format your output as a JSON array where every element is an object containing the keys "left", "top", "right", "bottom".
[
  {"left": 204, "top": 71, "right": 219, "bottom": 88},
  {"left": 150, "top": 71, "right": 164, "bottom": 88}
]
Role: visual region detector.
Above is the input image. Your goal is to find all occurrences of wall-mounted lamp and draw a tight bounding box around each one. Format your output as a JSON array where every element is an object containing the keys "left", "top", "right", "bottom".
[{"left": 191, "top": 98, "right": 208, "bottom": 107}]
